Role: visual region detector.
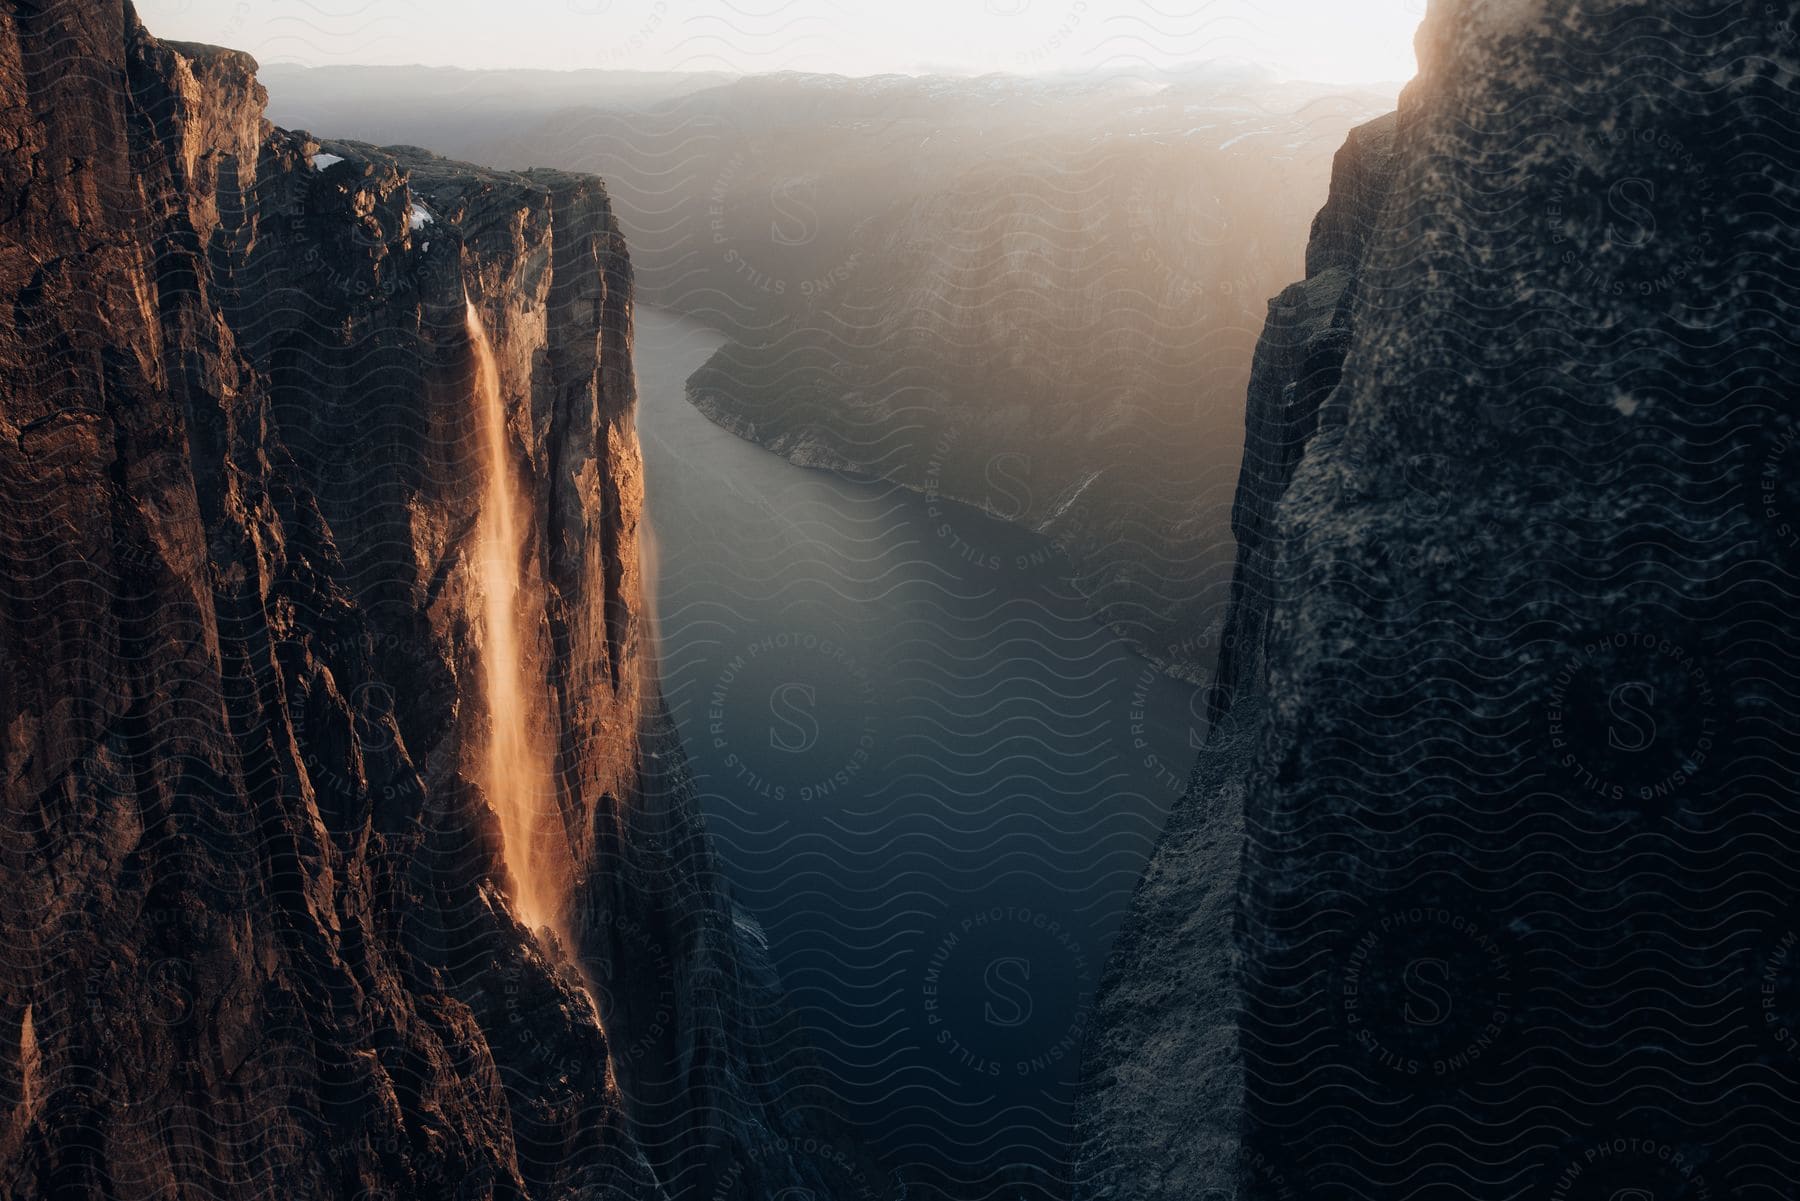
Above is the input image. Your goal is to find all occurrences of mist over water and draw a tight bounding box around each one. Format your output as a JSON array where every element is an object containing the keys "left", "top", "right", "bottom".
[{"left": 635, "top": 307, "right": 1204, "bottom": 1197}]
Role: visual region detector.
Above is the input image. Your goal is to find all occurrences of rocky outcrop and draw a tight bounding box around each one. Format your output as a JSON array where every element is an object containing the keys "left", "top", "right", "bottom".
[
  {"left": 1071, "top": 108, "right": 1401, "bottom": 1201},
  {"left": 1079, "top": 1, "right": 1800, "bottom": 1197},
  {"left": 0, "top": 4, "right": 877, "bottom": 1199},
  {"left": 1203, "top": 110, "right": 1400, "bottom": 722}
]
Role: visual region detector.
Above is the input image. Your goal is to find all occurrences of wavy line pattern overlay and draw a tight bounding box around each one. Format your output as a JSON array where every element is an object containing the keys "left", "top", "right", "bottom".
[
  {"left": 230, "top": 4, "right": 1410, "bottom": 1198},
  {"left": 1215, "top": 7, "right": 1800, "bottom": 1201},
  {"left": 9, "top": 1, "right": 1796, "bottom": 1200}
]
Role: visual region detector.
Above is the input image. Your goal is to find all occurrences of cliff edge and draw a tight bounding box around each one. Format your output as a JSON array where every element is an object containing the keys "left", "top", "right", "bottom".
[
  {"left": 1072, "top": 107, "right": 1401, "bottom": 1201},
  {"left": 1078, "top": 1, "right": 1800, "bottom": 1197},
  {"left": 0, "top": 4, "right": 879, "bottom": 1199}
]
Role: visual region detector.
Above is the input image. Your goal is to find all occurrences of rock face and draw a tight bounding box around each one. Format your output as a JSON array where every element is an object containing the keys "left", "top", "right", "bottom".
[
  {"left": 0, "top": 4, "right": 878, "bottom": 1200},
  {"left": 1079, "top": 1, "right": 1800, "bottom": 1197},
  {"left": 1070, "top": 107, "right": 1401, "bottom": 1201}
]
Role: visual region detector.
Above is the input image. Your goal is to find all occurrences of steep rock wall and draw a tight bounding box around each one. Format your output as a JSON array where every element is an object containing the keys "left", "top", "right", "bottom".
[
  {"left": 1080, "top": 1, "right": 1800, "bottom": 1197},
  {"left": 1071, "top": 108, "right": 1401, "bottom": 1201},
  {"left": 0, "top": 4, "right": 877, "bottom": 1199}
]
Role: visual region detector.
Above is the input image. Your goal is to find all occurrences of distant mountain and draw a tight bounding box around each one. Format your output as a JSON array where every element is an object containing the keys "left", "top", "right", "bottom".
[
  {"left": 678, "top": 75, "right": 1390, "bottom": 676},
  {"left": 259, "top": 62, "right": 732, "bottom": 139}
]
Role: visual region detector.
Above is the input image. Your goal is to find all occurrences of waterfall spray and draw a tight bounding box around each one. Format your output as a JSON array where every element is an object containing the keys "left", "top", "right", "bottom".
[{"left": 466, "top": 298, "right": 564, "bottom": 937}]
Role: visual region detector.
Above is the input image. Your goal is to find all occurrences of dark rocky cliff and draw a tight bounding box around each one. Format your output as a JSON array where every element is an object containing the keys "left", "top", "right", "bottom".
[
  {"left": 0, "top": 4, "right": 878, "bottom": 1199},
  {"left": 1078, "top": 1, "right": 1800, "bottom": 1197},
  {"left": 1071, "top": 106, "right": 1402, "bottom": 1201}
]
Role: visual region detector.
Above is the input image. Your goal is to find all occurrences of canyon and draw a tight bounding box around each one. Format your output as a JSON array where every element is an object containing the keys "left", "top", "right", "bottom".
[
  {"left": 3, "top": 0, "right": 1797, "bottom": 1199},
  {"left": 632, "top": 303, "right": 1201, "bottom": 1199},
  {"left": 258, "top": 66, "right": 1399, "bottom": 681}
]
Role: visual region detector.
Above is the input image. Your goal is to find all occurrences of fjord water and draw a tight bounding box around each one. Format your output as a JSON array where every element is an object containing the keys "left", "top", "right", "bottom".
[{"left": 635, "top": 307, "right": 1202, "bottom": 1197}]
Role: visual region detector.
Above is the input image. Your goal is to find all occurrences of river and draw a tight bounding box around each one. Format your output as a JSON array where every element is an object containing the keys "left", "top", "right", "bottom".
[{"left": 634, "top": 306, "right": 1204, "bottom": 1199}]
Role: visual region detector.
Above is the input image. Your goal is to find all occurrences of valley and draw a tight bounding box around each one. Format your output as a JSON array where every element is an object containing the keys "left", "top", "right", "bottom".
[
  {"left": 6, "top": 4, "right": 1794, "bottom": 1201},
  {"left": 635, "top": 306, "right": 1199, "bottom": 1197},
  {"left": 264, "top": 65, "right": 1398, "bottom": 679}
]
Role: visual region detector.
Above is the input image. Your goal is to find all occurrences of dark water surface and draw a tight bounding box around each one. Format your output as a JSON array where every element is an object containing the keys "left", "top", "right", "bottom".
[{"left": 635, "top": 306, "right": 1203, "bottom": 1198}]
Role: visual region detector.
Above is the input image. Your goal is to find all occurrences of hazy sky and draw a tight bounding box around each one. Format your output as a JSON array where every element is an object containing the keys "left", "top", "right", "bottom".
[{"left": 134, "top": 0, "right": 1427, "bottom": 83}]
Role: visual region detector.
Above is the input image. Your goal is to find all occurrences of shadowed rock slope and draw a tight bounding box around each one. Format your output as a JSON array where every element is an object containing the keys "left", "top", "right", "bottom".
[
  {"left": 1078, "top": 1, "right": 1800, "bottom": 1198},
  {"left": 1072, "top": 107, "right": 1401, "bottom": 1201},
  {"left": 0, "top": 4, "right": 881, "bottom": 1199}
]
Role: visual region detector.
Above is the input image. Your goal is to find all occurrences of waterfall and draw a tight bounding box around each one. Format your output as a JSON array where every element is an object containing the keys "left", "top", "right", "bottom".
[{"left": 466, "top": 298, "right": 565, "bottom": 938}]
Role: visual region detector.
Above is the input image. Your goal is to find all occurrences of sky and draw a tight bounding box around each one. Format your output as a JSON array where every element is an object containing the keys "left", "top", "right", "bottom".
[{"left": 133, "top": 0, "right": 1427, "bottom": 84}]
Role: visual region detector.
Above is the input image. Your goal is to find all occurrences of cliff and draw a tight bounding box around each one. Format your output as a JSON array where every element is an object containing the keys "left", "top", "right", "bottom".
[
  {"left": 1078, "top": 1, "right": 1800, "bottom": 1197},
  {"left": 0, "top": 4, "right": 877, "bottom": 1199},
  {"left": 1071, "top": 107, "right": 1401, "bottom": 1201}
]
